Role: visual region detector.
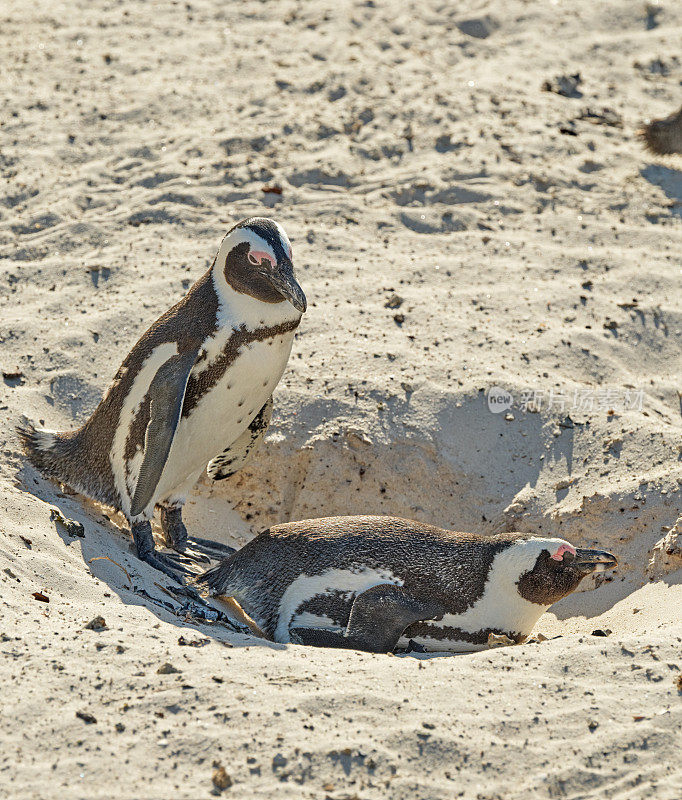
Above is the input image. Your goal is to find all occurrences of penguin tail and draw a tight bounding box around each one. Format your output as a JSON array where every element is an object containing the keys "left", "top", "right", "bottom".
[
  {"left": 17, "top": 417, "right": 81, "bottom": 489},
  {"left": 194, "top": 559, "right": 269, "bottom": 639},
  {"left": 194, "top": 558, "right": 236, "bottom": 596}
]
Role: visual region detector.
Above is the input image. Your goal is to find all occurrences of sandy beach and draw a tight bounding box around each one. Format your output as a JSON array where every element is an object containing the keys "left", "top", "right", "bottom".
[{"left": 1, "top": 0, "right": 681, "bottom": 797}]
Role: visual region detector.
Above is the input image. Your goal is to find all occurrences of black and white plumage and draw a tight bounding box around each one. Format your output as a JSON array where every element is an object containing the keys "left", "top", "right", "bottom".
[
  {"left": 207, "top": 396, "right": 273, "bottom": 481},
  {"left": 18, "top": 217, "right": 306, "bottom": 580},
  {"left": 197, "top": 515, "right": 617, "bottom": 653}
]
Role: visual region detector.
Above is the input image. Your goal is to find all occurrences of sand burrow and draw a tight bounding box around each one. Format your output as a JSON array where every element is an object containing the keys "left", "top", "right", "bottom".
[{"left": 184, "top": 390, "right": 681, "bottom": 629}]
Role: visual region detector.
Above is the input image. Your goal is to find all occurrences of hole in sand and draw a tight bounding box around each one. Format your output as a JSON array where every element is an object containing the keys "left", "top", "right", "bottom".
[{"left": 178, "top": 392, "right": 681, "bottom": 648}]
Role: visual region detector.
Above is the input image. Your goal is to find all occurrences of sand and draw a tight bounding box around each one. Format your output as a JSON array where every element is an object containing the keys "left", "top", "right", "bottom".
[{"left": 0, "top": 0, "right": 681, "bottom": 797}]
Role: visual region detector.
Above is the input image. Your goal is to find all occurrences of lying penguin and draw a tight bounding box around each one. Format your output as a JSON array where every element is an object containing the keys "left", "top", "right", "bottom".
[
  {"left": 18, "top": 217, "right": 306, "bottom": 580},
  {"left": 197, "top": 515, "right": 617, "bottom": 653}
]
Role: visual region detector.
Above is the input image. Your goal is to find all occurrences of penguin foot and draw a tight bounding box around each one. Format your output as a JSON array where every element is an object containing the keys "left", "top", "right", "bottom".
[
  {"left": 142, "top": 550, "right": 193, "bottom": 582},
  {"left": 185, "top": 536, "right": 237, "bottom": 559},
  {"left": 159, "top": 505, "right": 188, "bottom": 550},
  {"left": 168, "top": 547, "right": 212, "bottom": 566},
  {"left": 157, "top": 507, "right": 235, "bottom": 562},
  {"left": 160, "top": 550, "right": 204, "bottom": 570},
  {"left": 132, "top": 520, "right": 192, "bottom": 583}
]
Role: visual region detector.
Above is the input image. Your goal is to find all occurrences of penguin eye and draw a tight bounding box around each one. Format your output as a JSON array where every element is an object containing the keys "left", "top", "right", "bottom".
[
  {"left": 247, "top": 249, "right": 277, "bottom": 268},
  {"left": 549, "top": 544, "right": 576, "bottom": 562}
]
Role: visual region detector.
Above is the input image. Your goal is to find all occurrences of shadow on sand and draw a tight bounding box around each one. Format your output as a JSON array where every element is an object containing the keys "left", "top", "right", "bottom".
[
  {"left": 16, "top": 463, "right": 278, "bottom": 651},
  {"left": 15, "top": 386, "right": 674, "bottom": 657},
  {"left": 640, "top": 164, "right": 682, "bottom": 214}
]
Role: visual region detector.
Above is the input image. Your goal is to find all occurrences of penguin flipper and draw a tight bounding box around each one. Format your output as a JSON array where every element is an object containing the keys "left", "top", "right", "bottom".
[
  {"left": 344, "top": 584, "right": 445, "bottom": 654},
  {"left": 207, "top": 395, "right": 273, "bottom": 481},
  {"left": 290, "top": 585, "right": 444, "bottom": 653},
  {"left": 130, "top": 350, "right": 198, "bottom": 517}
]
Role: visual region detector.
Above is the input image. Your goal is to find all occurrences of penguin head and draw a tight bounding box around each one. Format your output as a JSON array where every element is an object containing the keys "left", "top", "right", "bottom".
[
  {"left": 218, "top": 217, "right": 306, "bottom": 313},
  {"left": 515, "top": 538, "right": 617, "bottom": 606}
]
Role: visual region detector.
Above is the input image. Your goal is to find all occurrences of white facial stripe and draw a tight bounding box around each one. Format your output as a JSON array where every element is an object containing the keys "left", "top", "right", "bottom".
[
  {"left": 109, "top": 342, "right": 179, "bottom": 517},
  {"left": 424, "top": 538, "right": 571, "bottom": 640},
  {"left": 272, "top": 220, "right": 292, "bottom": 259},
  {"left": 218, "top": 228, "right": 278, "bottom": 266},
  {"left": 275, "top": 567, "right": 402, "bottom": 643}
]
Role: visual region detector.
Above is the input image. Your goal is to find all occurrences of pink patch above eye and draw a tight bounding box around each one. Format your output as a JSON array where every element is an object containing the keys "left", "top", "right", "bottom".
[
  {"left": 248, "top": 249, "right": 276, "bottom": 267},
  {"left": 550, "top": 543, "right": 577, "bottom": 561}
]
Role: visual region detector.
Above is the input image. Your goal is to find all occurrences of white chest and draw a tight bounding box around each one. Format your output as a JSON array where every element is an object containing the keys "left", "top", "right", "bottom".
[{"left": 158, "top": 328, "right": 295, "bottom": 493}]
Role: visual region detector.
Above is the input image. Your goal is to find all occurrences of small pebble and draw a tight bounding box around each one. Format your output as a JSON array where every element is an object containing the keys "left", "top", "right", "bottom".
[
  {"left": 157, "top": 663, "right": 181, "bottom": 674},
  {"left": 212, "top": 762, "right": 232, "bottom": 791}
]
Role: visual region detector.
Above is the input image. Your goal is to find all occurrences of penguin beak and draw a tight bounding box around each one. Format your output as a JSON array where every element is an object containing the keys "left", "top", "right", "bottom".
[
  {"left": 574, "top": 548, "right": 618, "bottom": 574},
  {"left": 270, "top": 259, "right": 307, "bottom": 313}
]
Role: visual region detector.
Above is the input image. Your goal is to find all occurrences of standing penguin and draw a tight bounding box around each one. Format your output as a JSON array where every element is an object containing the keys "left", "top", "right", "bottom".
[
  {"left": 197, "top": 516, "right": 617, "bottom": 653},
  {"left": 19, "top": 217, "right": 306, "bottom": 580}
]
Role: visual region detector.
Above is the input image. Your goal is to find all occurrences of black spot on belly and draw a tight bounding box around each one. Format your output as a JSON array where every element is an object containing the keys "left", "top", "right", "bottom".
[
  {"left": 402, "top": 622, "right": 526, "bottom": 646},
  {"left": 182, "top": 319, "right": 300, "bottom": 417},
  {"left": 291, "top": 591, "right": 352, "bottom": 632}
]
